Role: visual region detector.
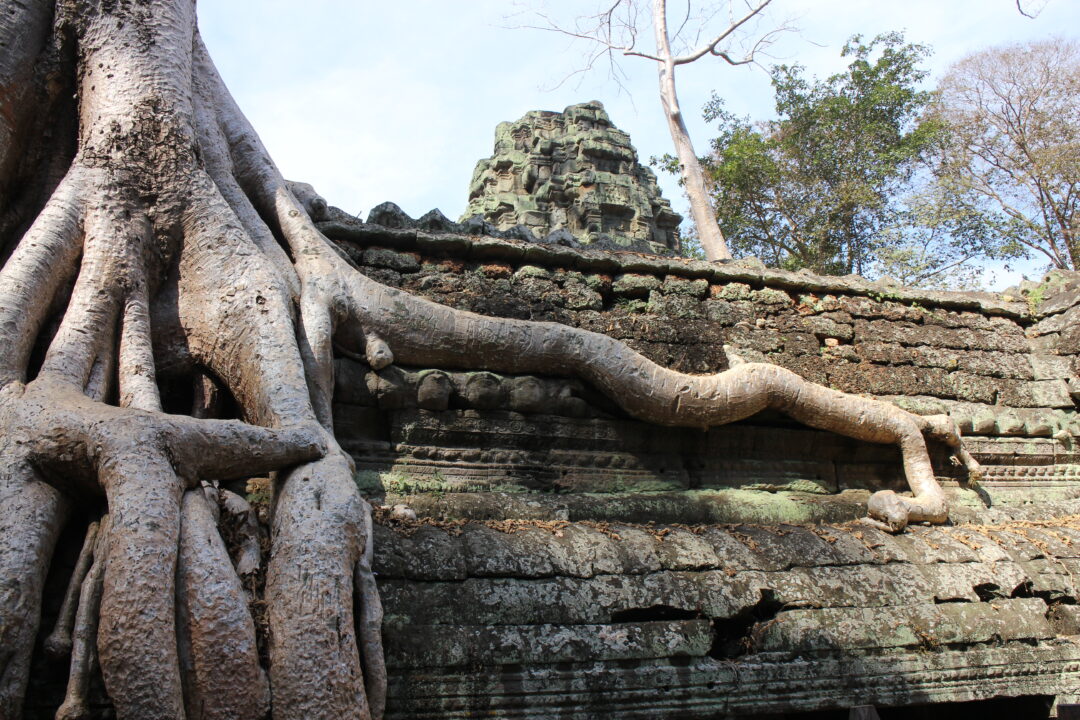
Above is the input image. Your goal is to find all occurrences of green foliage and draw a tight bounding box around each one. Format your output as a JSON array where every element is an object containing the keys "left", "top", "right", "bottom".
[{"left": 700, "top": 32, "right": 1018, "bottom": 286}]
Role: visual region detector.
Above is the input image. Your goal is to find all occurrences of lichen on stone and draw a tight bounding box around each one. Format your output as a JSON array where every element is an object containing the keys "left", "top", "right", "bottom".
[{"left": 462, "top": 101, "right": 682, "bottom": 254}]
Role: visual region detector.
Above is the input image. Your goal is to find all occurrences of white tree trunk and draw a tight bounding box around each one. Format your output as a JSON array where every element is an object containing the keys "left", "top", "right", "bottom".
[{"left": 653, "top": 0, "right": 732, "bottom": 261}]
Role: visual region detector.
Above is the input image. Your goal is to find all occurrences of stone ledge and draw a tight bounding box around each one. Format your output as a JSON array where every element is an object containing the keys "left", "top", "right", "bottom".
[
  {"left": 382, "top": 641, "right": 1080, "bottom": 719},
  {"left": 319, "top": 219, "right": 1029, "bottom": 319}
]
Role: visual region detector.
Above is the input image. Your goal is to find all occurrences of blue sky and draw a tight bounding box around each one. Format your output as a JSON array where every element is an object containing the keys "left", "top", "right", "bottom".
[{"left": 198, "top": 1, "right": 1079, "bottom": 288}]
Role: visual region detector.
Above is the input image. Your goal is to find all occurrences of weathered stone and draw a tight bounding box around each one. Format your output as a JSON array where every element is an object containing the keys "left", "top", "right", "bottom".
[
  {"left": 379, "top": 571, "right": 761, "bottom": 626},
  {"left": 367, "top": 201, "right": 417, "bottom": 229},
  {"left": 917, "top": 561, "right": 1029, "bottom": 602},
  {"left": 415, "top": 208, "right": 461, "bottom": 234},
  {"left": 782, "top": 332, "right": 819, "bottom": 356},
  {"left": 314, "top": 202, "right": 1080, "bottom": 718},
  {"left": 1030, "top": 354, "right": 1074, "bottom": 381},
  {"left": 702, "top": 298, "right": 756, "bottom": 326},
  {"left": 661, "top": 276, "right": 709, "bottom": 298},
  {"left": 383, "top": 620, "right": 712, "bottom": 668},
  {"left": 758, "top": 598, "right": 1053, "bottom": 653},
  {"left": 715, "top": 282, "right": 753, "bottom": 300},
  {"left": 462, "top": 101, "right": 681, "bottom": 254},
  {"left": 362, "top": 246, "right": 421, "bottom": 273},
  {"left": 726, "top": 323, "right": 784, "bottom": 354},
  {"left": 802, "top": 315, "right": 854, "bottom": 341},
  {"left": 611, "top": 273, "right": 661, "bottom": 297},
  {"left": 562, "top": 279, "right": 604, "bottom": 310},
  {"left": 416, "top": 370, "right": 451, "bottom": 411},
  {"left": 507, "top": 376, "right": 547, "bottom": 414},
  {"left": 766, "top": 564, "right": 937, "bottom": 608},
  {"left": 751, "top": 288, "right": 793, "bottom": 307},
  {"left": 853, "top": 318, "right": 1028, "bottom": 352},
  {"left": 856, "top": 341, "right": 912, "bottom": 365},
  {"left": 383, "top": 644, "right": 1080, "bottom": 718},
  {"left": 647, "top": 291, "right": 702, "bottom": 319},
  {"left": 373, "top": 525, "right": 466, "bottom": 581},
  {"left": 460, "top": 372, "right": 504, "bottom": 409}
]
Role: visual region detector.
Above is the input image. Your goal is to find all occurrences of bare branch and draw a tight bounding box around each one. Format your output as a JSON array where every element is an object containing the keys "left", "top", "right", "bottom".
[
  {"left": 1016, "top": 0, "right": 1048, "bottom": 19},
  {"left": 672, "top": 0, "right": 772, "bottom": 65}
]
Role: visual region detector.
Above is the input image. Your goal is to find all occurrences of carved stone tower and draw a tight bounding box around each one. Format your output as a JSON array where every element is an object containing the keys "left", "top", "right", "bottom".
[{"left": 462, "top": 101, "right": 682, "bottom": 254}]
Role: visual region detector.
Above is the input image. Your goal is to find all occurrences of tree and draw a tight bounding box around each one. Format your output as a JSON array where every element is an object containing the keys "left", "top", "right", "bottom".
[
  {"left": 521, "top": 0, "right": 789, "bottom": 262},
  {"left": 703, "top": 33, "right": 947, "bottom": 276},
  {"left": 930, "top": 38, "right": 1080, "bottom": 271},
  {"left": 868, "top": 179, "right": 1015, "bottom": 288},
  {"left": 0, "top": 2, "right": 979, "bottom": 719}
]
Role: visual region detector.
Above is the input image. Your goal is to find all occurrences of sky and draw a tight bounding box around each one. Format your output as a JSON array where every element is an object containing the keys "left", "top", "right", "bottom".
[{"left": 198, "top": 0, "right": 1079, "bottom": 288}]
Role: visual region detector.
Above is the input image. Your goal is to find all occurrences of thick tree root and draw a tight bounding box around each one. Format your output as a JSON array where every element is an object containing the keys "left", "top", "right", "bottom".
[
  {"left": 268, "top": 452, "right": 373, "bottom": 719},
  {"left": 45, "top": 521, "right": 99, "bottom": 660},
  {"left": 0, "top": 462, "right": 69, "bottom": 719},
  {"left": 177, "top": 489, "right": 269, "bottom": 720},
  {"left": 56, "top": 516, "right": 109, "bottom": 720},
  {"left": 356, "top": 504, "right": 387, "bottom": 720}
]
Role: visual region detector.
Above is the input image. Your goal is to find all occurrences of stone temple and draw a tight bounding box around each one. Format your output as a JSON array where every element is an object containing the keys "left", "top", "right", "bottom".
[
  {"left": 461, "top": 101, "right": 683, "bottom": 254},
  {"left": 28, "top": 111, "right": 1080, "bottom": 719}
]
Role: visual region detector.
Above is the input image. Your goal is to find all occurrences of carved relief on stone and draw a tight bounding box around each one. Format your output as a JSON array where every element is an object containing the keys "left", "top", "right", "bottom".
[{"left": 463, "top": 101, "right": 683, "bottom": 254}]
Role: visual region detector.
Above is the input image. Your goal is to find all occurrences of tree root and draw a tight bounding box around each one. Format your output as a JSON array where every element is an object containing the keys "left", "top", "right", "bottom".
[
  {"left": 0, "top": 462, "right": 69, "bottom": 718},
  {"left": 177, "top": 489, "right": 269, "bottom": 720},
  {"left": 218, "top": 489, "right": 262, "bottom": 578},
  {"left": 45, "top": 521, "right": 100, "bottom": 661},
  {"left": 356, "top": 501, "right": 387, "bottom": 720},
  {"left": 55, "top": 516, "right": 109, "bottom": 720}
]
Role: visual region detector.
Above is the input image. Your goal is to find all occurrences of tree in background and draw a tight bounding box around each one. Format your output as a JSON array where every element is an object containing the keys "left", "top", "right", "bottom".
[
  {"left": 869, "top": 177, "right": 1015, "bottom": 288},
  {"left": 930, "top": 38, "right": 1080, "bottom": 271},
  {"left": 520, "top": 0, "right": 789, "bottom": 263},
  {"left": 703, "top": 33, "right": 949, "bottom": 276}
]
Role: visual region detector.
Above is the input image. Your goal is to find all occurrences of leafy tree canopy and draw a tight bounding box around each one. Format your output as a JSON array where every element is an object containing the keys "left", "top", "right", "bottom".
[{"left": 700, "top": 32, "right": 1019, "bottom": 285}]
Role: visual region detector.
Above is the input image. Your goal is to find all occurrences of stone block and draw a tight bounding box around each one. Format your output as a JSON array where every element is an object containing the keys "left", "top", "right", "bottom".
[
  {"left": 782, "top": 332, "right": 820, "bottom": 355},
  {"left": 758, "top": 598, "right": 1053, "bottom": 653},
  {"left": 804, "top": 315, "right": 855, "bottom": 341},
  {"left": 362, "top": 246, "right": 421, "bottom": 272},
  {"left": 647, "top": 291, "right": 702, "bottom": 319},
  {"left": 612, "top": 273, "right": 661, "bottom": 297},
  {"left": 1030, "top": 354, "right": 1075, "bottom": 381},
  {"left": 383, "top": 619, "right": 713, "bottom": 668},
  {"left": 767, "top": 564, "right": 936, "bottom": 609},
  {"left": 661, "top": 276, "right": 709, "bottom": 298},
  {"left": 998, "top": 379, "right": 1075, "bottom": 409},
  {"left": 379, "top": 571, "right": 762, "bottom": 626},
  {"left": 715, "top": 282, "right": 752, "bottom": 300},
  {"left": 702, "top": 299, "right": 756, "bottom": 325},
  {"left": 726, "top": 324, "right": 784, "bottom": 353},
  {"left": 750, "top": 288, "right": 792, "bottom": 307},
  {"left": 856, "top": 341, "right": 911, "bottom": 365},
  {"left": 373, "top": 525, "right": 467, "bottom": 581},
  {"left": 652, "top": 527, "right": 722, "bottom": 571}
]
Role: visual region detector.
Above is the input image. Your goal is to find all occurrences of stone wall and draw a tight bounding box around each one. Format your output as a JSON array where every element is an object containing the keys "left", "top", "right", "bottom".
[
  {"left": 317, "top": 213, "right": 1080, "bottom": 718},
  {"left": 323, "top": 215, "right": 1080, "bottom": 516}
]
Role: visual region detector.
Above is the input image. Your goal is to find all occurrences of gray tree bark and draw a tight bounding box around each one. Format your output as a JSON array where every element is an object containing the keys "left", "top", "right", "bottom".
[
  {"left": 652, "top": 0, "right": 732, "bottom": 262},
  {"left": 0, "top": 1, "right": 978, "bottom": 718}
]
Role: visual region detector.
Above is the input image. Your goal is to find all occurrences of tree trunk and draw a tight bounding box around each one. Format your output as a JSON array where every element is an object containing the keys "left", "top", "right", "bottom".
[
  {"left": 653, "top": 0, "right": 732, "bottom": 262},
  {"left": 0, "top": 1, "right": 978, "bottom": 718}
]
